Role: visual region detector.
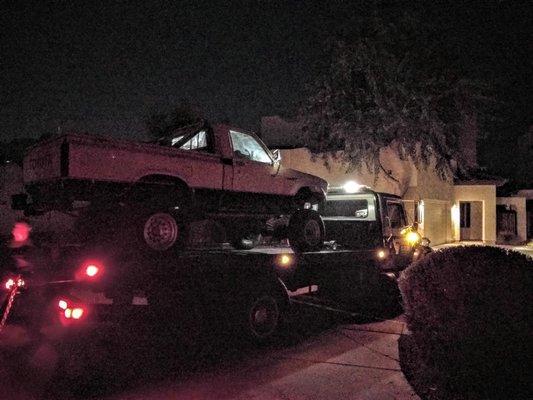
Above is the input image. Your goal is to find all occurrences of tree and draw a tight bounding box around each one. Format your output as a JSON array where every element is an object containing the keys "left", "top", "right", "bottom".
[
  {"left": 299, "top": 14, "right": 492, "bottom": 180},
  {"left": 145, "top": 100, "right": 204, "bottom": 139}
]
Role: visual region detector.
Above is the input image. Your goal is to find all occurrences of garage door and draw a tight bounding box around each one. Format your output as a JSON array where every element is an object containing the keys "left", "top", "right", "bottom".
[{"left": 424, "top": 201, "right": 449, "bottom": 245}]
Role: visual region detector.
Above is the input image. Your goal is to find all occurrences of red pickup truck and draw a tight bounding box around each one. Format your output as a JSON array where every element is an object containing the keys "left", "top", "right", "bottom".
[{"left": 14, "top": 123, "right": 328, "bottom": 252}]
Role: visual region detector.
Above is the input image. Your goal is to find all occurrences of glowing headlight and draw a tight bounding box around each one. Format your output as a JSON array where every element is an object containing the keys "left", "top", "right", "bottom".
[{"left": 405, "top": 231, "right": 421, "bottom": 246}]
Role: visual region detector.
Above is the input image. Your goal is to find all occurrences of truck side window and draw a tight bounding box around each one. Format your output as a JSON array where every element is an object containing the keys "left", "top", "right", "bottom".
[
  {"left": 387, "top": 202, "right": 406, "bottom": 228},
  {"left": 171, "top": 130, "right": 210, "bottom": 152},
  {"left": 230, "top": 130, "right": 272, "bottom": 164}
]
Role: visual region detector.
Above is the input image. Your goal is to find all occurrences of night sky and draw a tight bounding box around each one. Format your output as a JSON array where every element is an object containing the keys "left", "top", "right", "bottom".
[{"left": 1, "top": 0, "right": 531, "bottom": 142}]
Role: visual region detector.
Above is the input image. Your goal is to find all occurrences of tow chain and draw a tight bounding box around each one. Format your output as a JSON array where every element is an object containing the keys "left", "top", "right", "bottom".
[{"left": 0, "top": 283, "right": 19, "bottom": 335}]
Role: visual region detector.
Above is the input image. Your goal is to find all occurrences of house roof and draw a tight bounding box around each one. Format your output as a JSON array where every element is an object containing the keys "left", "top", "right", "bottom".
[{"left": 454, "top": 167, "right": 507, "bottom": 187}]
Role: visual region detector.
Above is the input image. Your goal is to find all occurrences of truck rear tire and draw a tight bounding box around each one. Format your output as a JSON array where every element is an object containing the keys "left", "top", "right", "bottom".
[
  {"left": 288, "top": 209, "right": 325, "bottom": 252},
  {"left": 127, "top": 187, "right": 188, "bottom": 252},
  {"left": 141, "top": 211, "right": 181, "bottom": 251}
]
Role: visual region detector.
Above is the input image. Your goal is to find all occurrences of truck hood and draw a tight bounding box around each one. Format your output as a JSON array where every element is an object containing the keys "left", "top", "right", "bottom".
[{"left": 280, "top": 166, "right": 329, "bottom": 194}]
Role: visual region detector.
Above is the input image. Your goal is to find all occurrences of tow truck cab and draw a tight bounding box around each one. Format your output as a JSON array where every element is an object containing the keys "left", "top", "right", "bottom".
[{"left": 320, "top": 182, "right": 424, "bottom": 271}]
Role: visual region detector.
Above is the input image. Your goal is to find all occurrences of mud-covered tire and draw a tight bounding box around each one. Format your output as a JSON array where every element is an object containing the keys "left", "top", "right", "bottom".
[{"left": 288, "top": 209, "right": 325, "bottom": 252}]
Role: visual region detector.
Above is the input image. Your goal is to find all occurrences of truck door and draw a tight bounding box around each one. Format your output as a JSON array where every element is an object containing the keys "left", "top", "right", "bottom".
[
  {"left": 383, "top": 199, "right": 409, "bottom": 255},
  {"left": 228, "top": 130, "right": 280, "bottom": 195}
]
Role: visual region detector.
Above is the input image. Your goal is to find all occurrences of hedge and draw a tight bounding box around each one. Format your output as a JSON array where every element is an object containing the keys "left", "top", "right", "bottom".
[{"left": 399, "top": 246, "right": 532, "bottom": 399}]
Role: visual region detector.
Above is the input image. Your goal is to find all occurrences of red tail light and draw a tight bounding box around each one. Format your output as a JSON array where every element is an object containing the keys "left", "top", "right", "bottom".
[
  {"left": 85, "top": 264, "right": 99, "bottom": 277},
  {"left": 4, "top": 278, "right": 15, "bottom": 290},
  {"left": 71, "top": 308, "right": 84, "bottom": 319},
  {"left": 12, "top": 222, "right": 31, "bottom": 242},
  {"left": 3, "top": 276, "right": 25, "bottom": 291},
  {"left": 76, "top": 260, "right": 104, "bottom": 281},
  {"left": 64, "top": 307, "right": 84, "bottom": 320},
  {"left": 58, "top": 298, "right": 87, "bottom": 321}
]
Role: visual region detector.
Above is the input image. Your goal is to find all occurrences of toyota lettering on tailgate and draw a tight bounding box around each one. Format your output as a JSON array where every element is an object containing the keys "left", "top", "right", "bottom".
[
  {"left": 26, "top": 151, "right": 58, "bottom": 181},
  {"left": 29, "top": 154, "right": 53, "bottom": 170}
]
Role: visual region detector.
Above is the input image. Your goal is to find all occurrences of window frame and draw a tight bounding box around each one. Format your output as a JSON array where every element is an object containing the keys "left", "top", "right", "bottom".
[{"left": 229, "top": 130, "right": 274, "bottom": 165}]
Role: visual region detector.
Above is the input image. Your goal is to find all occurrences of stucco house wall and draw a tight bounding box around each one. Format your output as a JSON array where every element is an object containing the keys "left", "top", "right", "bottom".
[
  {"left": 497, "top": 196, "right": 527, "bottom": 243},
  {"left": 278, "top": 147, "right": 454, "bottom": 245}
]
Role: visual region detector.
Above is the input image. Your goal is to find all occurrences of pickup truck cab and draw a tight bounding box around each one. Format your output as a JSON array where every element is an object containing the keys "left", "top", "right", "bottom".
[{"left": 14, "top": 123, "right": 328, "bottom": 252}]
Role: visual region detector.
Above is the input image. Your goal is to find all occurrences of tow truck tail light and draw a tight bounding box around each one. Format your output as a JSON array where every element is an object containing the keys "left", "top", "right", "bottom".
[
  {"left": 85, "top": 264, "right": 99, "bottom": 277},
  {"left": 4, "top": 278, "right": 15, "bottom": 290},
  {"left": 70, "top": 308, "right": 84, "bottom": 320},
  {"left": 58, "top": 299, "right": 86, "bottom": 321},
  {"left": 3, "top": 276, "right": 25, "bottom": 291},
  {"left": 76, "top": 260, "right": 104, "bottom": 281},
  {"left": 12, "top": 221, "right": 31, "bottom": 243}
]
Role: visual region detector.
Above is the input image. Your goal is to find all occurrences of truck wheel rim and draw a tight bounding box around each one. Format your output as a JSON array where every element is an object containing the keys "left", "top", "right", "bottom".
[
  {"left": 248, "top": 296, "right": 279, "bottom": 339},
  {"left": 303, "top": 220, "right": 322, "bottom": 246},
  {"left": 143, "top": 213, "right": 179, "bottom": 250}
]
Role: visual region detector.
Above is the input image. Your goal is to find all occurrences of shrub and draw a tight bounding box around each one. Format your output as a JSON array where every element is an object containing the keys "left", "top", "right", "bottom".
[{"left": 399, "top": 246, "right": 532, "bottom": 399}]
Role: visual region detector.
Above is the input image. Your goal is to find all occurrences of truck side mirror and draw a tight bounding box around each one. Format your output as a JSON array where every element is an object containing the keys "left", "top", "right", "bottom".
[{"left": 272, "top": 149, "right": 281, "bottom": 163}]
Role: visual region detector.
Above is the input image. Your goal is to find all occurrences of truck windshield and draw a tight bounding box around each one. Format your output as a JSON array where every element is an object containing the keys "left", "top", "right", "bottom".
[{"left": 321, "top": 194, "right": 377, "bottom": 221}]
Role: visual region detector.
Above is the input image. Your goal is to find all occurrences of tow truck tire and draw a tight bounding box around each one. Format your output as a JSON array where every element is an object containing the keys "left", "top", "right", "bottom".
[
  {"left": 288, "top": 209, "right": 325, "bottom": 252},
  {"left": 242, "top": 292, "right": 282, "bottom": 343}
]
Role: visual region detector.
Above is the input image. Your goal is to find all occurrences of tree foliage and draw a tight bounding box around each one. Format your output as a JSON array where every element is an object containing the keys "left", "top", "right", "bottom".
[
  {"left": 299, "top": 14, "right": 492, "bottom": 179},
  {"left": 145, "top": 100, "right": 204, "bottom": 139}
]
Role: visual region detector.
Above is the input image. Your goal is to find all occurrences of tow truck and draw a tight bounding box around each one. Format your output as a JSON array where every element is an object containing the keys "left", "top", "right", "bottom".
[{"left": 1, "top": 182, "right": 429, "bottom": 388}]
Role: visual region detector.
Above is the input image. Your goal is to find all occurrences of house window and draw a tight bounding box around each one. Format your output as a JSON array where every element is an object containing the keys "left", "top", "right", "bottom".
[{"left": 460, "top": 202, "right": 471, "bottom": 228}]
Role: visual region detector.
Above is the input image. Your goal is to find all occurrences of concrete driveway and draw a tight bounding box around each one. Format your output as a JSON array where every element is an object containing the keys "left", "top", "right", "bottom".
[{"left": 101, "top": 302, "right": 419, "bottom": 400}]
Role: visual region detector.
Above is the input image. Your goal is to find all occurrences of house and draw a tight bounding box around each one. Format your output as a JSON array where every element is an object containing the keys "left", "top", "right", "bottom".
[{"left": 261, "top": 116, "right": 531, "bottom": 245}]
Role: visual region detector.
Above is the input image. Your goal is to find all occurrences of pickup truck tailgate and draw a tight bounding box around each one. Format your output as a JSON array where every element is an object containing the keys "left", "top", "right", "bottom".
[{"left": 23, "top": 136, "right": 66, "bottom": 183}]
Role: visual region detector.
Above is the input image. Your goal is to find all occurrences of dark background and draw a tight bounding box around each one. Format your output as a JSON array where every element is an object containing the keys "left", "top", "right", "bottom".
[{"left": 1, "top": 0, "right": 531, "bottom": 183}]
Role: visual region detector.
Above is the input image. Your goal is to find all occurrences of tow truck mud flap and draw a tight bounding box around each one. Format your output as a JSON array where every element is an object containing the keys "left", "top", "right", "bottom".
[{"left": 287, "top": 285, "right": 318, "bottom": 297}]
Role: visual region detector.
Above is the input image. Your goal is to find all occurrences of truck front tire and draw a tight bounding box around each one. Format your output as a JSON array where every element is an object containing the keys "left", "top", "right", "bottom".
[{"left": 288, "top": 209, "right": 325, "bottom": 252}]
